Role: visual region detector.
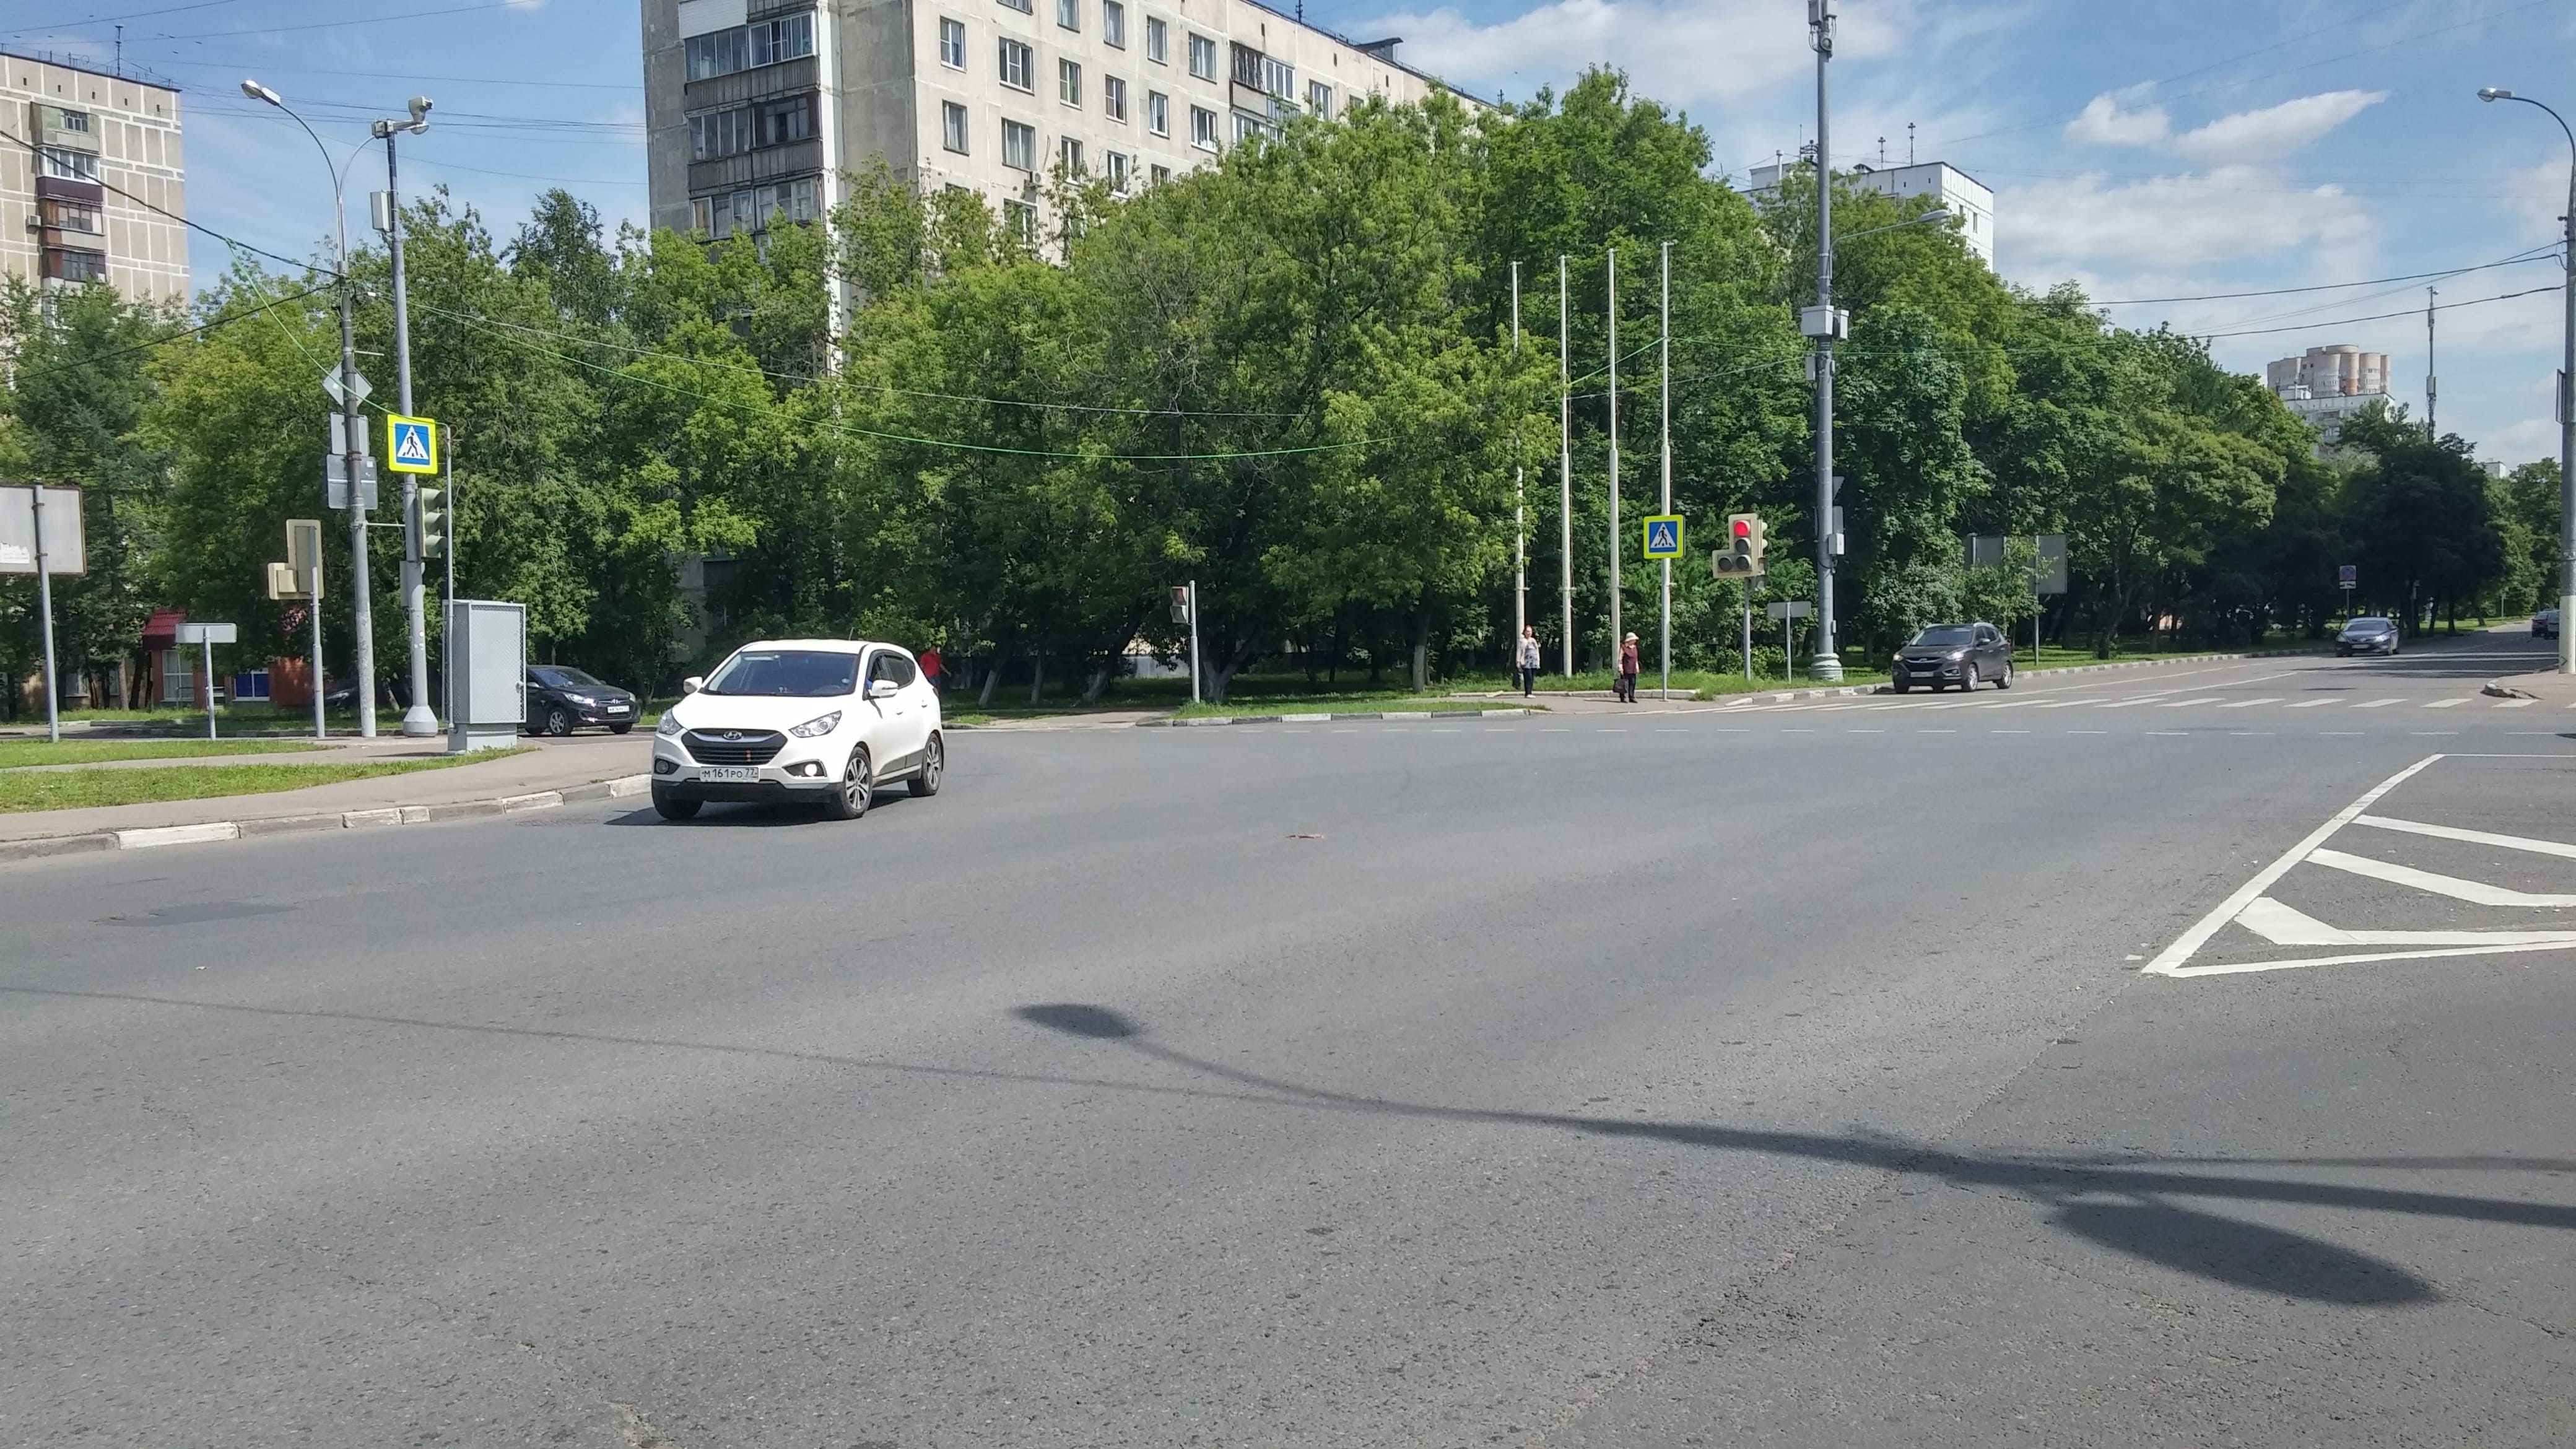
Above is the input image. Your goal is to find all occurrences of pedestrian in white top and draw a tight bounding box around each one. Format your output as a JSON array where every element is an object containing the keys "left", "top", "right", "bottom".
[{"left": 1516, "top": 627, "right": 1542, "bottom": 697}]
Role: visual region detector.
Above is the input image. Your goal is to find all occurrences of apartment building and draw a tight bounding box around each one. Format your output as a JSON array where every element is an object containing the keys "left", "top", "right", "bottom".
[
  {"left": 0, "top": 50, "right": 188, "bottom": 306},
  {"left": 641, "top": 0, "right": 1464, "bottom": 248},
  {"left": 2265, "top": 344, "right": 2391, "bottom": 445},
  {"left": 1746, "top": 158, "right": 1996, "bottom": 268}
]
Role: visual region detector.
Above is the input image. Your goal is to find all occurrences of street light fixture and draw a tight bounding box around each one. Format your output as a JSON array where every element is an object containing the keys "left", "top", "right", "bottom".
[
  {"left": 245, "top": 77, "right": 381, "bottom": 738},
  {"left": 2478, "top": 85, "right": 2576, "bottom": 676}
]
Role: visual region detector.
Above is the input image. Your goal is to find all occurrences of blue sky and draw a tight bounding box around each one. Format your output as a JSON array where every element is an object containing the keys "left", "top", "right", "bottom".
[{"left": 7, "top": 0, "right": 2574, "bottom": 464}]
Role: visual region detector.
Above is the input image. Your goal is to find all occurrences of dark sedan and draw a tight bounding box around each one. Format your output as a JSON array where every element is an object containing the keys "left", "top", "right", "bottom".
[
  {"left": 1891, "top": 622, "right": 2015, "bottom": 692},
  {"left": 2336, "top": 617, "right": 2401, "bottom": 656},
  {"left": 2536, "top": 609, "right": 2559, "bottom": 640},
  {"left": 524, "top": 666, "right": 639, "bottom": 735}
]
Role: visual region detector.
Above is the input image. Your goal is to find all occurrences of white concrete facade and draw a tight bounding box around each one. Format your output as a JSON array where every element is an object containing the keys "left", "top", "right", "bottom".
[
  {"left": 2265, "top": 344, "right": 2389, "bottom": 400},
  {"left": 0, "top": 51, "right": 188, "bottom": 308},
  {"left": 1746, "top": 159, "right": 1995, "bottom": 267},
  {"left": 643, "top": 0, "right": 1463, "bottom": 248}
]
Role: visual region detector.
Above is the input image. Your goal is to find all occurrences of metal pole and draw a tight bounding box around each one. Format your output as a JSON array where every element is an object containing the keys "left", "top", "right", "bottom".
[
  {"left": 1658, "top": 240, "right": 1672, "bottom": 702},
  {"left": 32, "top": 493, "right": 59, "bottom": 744},
  {"left": 1558, "top": 255, "right": 1573, "bottom": 677},
  {"left": 1512, "top": 261, "right": 1525, "bottom": 655},
  {"left": 1741, "top": 590, "right": 1752, "bottom": 681},
  {"left": 203, "top": 635, "right": 217, "bottom": 740},
  {"left": 385, "top": 127, "right": 437, "bottom": 737},
  {"left": 2425, "top": 285, "right": 2437, "bottom": 438},
  {"left": 2561, "top": 135, "right": 2575, "bottom": 675},
  {"left": 1809, "top": 0, "right": 1843, "bottom": 682},
  {"left": 443, "top": 438, "right": 456, "bottom": 737},
  {"left": 1607, "top": 248, "right": 1621, "bottom": 680},
  {"left": 1187, "top": 579, "right": 1201, "bottom": 705}
]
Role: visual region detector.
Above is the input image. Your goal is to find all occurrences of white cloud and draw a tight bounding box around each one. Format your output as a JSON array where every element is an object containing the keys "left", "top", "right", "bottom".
[
  {"left": 2065, "top": 88, "right": 2168, "bottom": 147},
  {"left": 2170, "top": 90, "right": 2386, "bottom": 162},
  {"left": 2003, "top": 165, "right": 2375, "bottom": 271}
]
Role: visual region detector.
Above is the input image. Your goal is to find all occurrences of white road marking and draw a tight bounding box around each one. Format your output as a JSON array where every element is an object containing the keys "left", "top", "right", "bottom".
[
  {"left": 2286, "top": 698, "right": 2339, "bottom": 708},
  {"left": 2354, "top": 698, "right": 2403, "bottom": 708},
  {"left": 2424, "top": 698, "right": 2471, "bottom": 708},
  {"left": 1847, "top": 728, "right": 1885, "bottom": 733},
  {"left": 2354, "top": 813, "right": 2576, "bottom": 859},
  {"left": 2142, "top": 754, "right": 2442, "bottom": 977},
  {"left": 2497, "top": 698, "right": 2536, "bottom": 708},
  {"left": 2235, "top": 896, "right": 2576, "bottom": 947},
  {"left": 2031, "top": 698, "right": 2097, "bottom": 708},
  {"left": 2321, "top": 731, "right": 2365, "bottom": 736},
  {"left": 2219, "top": 697, "right": 2284, "bottom": 708},
  {"left": 2306, "top": 846, "right": 2576, "bottom": 906},
  {"left": 2068, "top": 729, "right": 2108, "bottom": 734},
  {"left": 2092, "top": 696, "right": 2171, "bottom": 709},
  {"left": 2158, "top": 697, "right": 2226, "bottom": 708}
]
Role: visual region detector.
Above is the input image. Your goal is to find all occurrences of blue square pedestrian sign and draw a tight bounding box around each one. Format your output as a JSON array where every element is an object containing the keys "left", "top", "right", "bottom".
[
  {"left": 386, "top": 415, "right": 439, "bottom": 475},
  {"left": 1642, "top": 514, "right": 1684, "bottom": 560}
]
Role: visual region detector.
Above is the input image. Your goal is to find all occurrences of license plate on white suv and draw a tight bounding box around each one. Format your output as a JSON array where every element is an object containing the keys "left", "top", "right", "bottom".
[{"left": 699, "top": 766, "right": 759, "bottom": 783}]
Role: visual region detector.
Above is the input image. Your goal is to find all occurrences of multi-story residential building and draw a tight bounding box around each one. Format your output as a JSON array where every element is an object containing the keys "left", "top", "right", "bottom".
[
  {"left": 0, "top": 50, "right": 188, "bottom": 306},
  {"left": 640, "top": 0, "right": 1465, "bottom": 251},
  {"left": 2265, "top": 344, "right": 2391, "bottom": 445},
  {"left": 1746, "top": 157, "right": 1996, "bottom": 268}
]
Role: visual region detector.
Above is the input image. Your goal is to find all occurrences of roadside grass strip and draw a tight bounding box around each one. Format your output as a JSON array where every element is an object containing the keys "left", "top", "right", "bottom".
[
  {"left": 0, "top": 739, "right": 327, "bottom": 769},
  {"left": 0, "top": 754, "right": 520, "bottom": 814}
]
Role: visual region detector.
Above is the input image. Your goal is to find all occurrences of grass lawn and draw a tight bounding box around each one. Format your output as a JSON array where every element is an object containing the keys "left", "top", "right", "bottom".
[
  {"left": 1170, "top": 696, "right": 1538, "bottom": 719},
  {"left": 0, "top": 752, "right": 521, "bottom": 814},
  {"left": 0, "top": 739, "right": 327, "bottom": 769}
]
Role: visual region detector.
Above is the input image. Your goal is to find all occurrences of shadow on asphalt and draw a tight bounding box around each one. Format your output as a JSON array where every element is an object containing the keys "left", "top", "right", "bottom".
[
  {"left": 1011, "top": 1003, "right": 2527, "bottom": 1307},
  {"left": 601, "top": 795, "right": 918, "bottom": 828}
]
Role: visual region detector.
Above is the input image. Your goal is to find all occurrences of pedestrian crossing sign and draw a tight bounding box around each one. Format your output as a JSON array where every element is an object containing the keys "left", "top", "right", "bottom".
[
  {"left": 386, "top": 415, "right": 439, "bottom": 475},
  {"left": 1642, "top": 514, "right": 1683, "bottom": 560}
]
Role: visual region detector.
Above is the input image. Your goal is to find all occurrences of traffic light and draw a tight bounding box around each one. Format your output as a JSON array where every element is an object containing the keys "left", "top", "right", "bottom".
[
  {"left": 414, "top": 485, "right": 447, "bottom": 559},
  {"left": 1713, "top": 512, "right": 1765, "bottom": 578}
]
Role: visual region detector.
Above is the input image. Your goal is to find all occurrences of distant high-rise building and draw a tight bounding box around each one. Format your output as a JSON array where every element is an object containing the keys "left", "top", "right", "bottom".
[
  {"left": 2265, "top": 344, "right": 2390, "bottom": 443},
  {"left": 0, "top": 50, "right": 188, "bottom": 307},
  {"left": 1745, "top": 158, "right": 1996, "bottom": 268},
  {"left": 640, "top": 0, "right": 1469, "bottom": 257}
]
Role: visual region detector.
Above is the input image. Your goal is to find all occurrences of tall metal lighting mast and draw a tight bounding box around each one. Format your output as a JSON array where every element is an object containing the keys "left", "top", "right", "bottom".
[{"left": 1803, "top": 0, "right": 1848, "bottom": 681}]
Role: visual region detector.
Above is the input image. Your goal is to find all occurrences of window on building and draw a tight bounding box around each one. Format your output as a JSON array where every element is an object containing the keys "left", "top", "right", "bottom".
[
  {"left": 1306, "top": 80, "right": 1332, "bottom": 118},
  {"left": 1190, "top": 105, "right": 1217, "bottom": 150},
  {"left": 939, "top": 17, "right": 966, "bottom": 67},
  {"left": 999, "top": 38, "right": 1033, "bottom": 90},
  {"left": 1263, "top": 56, "right": 1294, "bottom": 97},
  {"left": 1060, "top": 135, "right": 1084, "bottom": 172},
  {"left": 1056, "top": 0, "right": 1078, "bottom": 28},
  {"left": 1150, "top": 163, "right": 1170, "bottom": 185},
  {"left": 999, "top": 0, "right": 1031, "bottom": 11},
  {"left": 43, "top": 248, "right": 108, "bottom": 284},
  {"left": 57, "top": 108, "right": 90, "bottom": 133},
  {"left": 1059, "top": 58, "right": 1082, "bottom": 106},
  {"left": 696, "top": 176, "right": 820, "bottom": 241},
  {"left": 40, "top": 147, "right": 98, "bottom": 181},
  {"left": 39, "top": 198, "right": 102, "bottom": 233},
  {"left": 1003, "top": 197, "right": 1036, "bottom": 240},
  {"left": 1105, "top": 150, "right": 1129, "bottom": 191},
  {"left": 683, "top": 12, "right": 816, "bottom": 80},
  {"left": 942, "top": 100, "right": 970, "bottom": 153},
  {"left": 757, "top": 94, "right": 813, "bottom": 146},
  {"left": 1104, "top": 75, "right": 1128, "bottom": 121},
  {"left": 1103, "top": 0, "right": 1125, "bottom": 47},
  {"left": 1147, "top": 90, "right": 1169, "bottom": 136},
  {"left": 1188, "top": 33, "right": 1216, "bottom": 79},
  {"left": 1145, "top": 15, "right": 1167, "bottom": 62},
  {"left": 1233, "top": 113, "right": 1273, "bottom": 147},
  {"left": 1230, "top": 41, "right": 1260, "bottom": 88},
  {"left": 1003, "top": 118, "right": 1037, "bottom": 170}
]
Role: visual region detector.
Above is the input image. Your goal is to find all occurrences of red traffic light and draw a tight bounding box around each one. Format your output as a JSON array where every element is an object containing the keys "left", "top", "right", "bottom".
[{"left": 1731, "top": 519, "right": 1752, "bottom": 539}]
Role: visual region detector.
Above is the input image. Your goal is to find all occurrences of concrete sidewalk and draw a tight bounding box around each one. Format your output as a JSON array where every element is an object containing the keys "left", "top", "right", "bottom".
[{"left": 0, "top": 733, "right": 650, "bottom": 850}]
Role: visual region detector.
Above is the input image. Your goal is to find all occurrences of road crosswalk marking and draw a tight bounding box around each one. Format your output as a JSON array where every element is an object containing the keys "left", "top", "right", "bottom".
[
  {"left": 2159, "top": 697, "right": 2226, "bottom": 707},
  {"left": 2219, "top": 697, "right": 2282, "bottom": 708},
  {"left": 2354, "top": 698, "right": 2403, "bottom": 707},
  {"left": 2286, "top": 698, "right": 2338, "bottom": 708},
  {"left": 2424, "top": 697, "right": 2472, "bottom": 708}
]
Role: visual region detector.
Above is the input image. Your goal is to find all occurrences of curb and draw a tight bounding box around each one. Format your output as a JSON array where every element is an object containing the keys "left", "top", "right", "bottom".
[
  {"left": 1139, "top": 708, "right": 1539, "bottom": 728},
  {"left": 0, "top": 773, "right": 653, "bottom": 865}
]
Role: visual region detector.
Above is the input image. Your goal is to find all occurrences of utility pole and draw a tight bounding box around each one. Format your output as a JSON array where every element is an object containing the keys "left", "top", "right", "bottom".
[
  {"left": 1512, "top": 261, "right": 1525, "bottom": 652},
  {"left": 2478, "top": 87, "right": 2576, "bottom": 674},
  {"left": 1558, "top": 255, "right": 1573, "bottom": 677},
  {"left": 1806, "top": 0, "right": 1845, "bottom": 682},
  {"left": 2425, "top": 285, "right": 2438, "bottom": 438},
  {"left": 375, "top": 97, "right": 436, "bottom": 736},
  {"left": 1606, "top": 248, "right": 1621, "bottom": 676},
  {"left": 1658, "top": 240, "right": 1673, "bottom": 702}
]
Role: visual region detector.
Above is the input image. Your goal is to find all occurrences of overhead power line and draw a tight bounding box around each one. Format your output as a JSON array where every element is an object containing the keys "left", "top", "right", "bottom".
[
  {"left": 0, "top": 124, "right": 333, "bottom": 278},
  {"left": 2094, "top": 248, "right": 2559, "bottom": 305},
  {"left": 2191, "top": 284, "right": 2564, "bottom": 341}
]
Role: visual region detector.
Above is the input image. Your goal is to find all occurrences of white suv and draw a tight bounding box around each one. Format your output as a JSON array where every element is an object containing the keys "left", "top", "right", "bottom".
[{"left": 650, "top": 639, "right": 944, "bottom": 821}]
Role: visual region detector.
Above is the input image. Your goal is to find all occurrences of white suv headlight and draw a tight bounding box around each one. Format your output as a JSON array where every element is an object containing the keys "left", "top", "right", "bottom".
[
  {"left": 788, "top": 711, "right": 842, "bottom": 738},
  {"left": 656, "top": 713, "right": 684, "bottom": 736}
]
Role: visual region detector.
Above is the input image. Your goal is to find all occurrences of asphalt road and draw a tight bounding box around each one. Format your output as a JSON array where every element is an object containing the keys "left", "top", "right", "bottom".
[{"left": 6, "top": 627, "right": 2572, "bottom": 1447}]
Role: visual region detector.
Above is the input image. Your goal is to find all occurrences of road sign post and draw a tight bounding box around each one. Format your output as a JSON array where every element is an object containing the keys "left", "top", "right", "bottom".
[
  {"left": 175, "top": 622, "right": 238, "bottom": 739},
  {"left": 1, "top": 486, "right": 84, "bottom": 743},
  {"left": 1767, "top": 599, "right": 1814, "bottom": 682},
  {"left": 287, "top": 518, "right": 326, "bottom": 739},
  {"left": 1643, "top": 515, "right": 1682, "bottom": 700},
  {"left": 1172, "top": 583, "right": 1201, "bottom": 705}
]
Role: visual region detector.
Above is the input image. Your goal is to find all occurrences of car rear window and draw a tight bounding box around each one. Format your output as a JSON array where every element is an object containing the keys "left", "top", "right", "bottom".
[{"left": 703, "top": 650, "right": 860, "bottom": 697}]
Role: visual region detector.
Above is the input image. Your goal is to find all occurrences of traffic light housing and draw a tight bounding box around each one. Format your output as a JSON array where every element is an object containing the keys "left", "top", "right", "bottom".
[
  {"left": 414, "top": 485, "right": 447, "bottom": 560},
  {"left": 1713, "top": 513, "right": 1765, "bottom": 578}
]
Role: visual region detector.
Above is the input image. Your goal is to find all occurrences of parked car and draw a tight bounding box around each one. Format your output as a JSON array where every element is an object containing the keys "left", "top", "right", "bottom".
[
  {"left": 2535, "top": 609, "right": 2560, "bottom": 640},
  {"left": 649, "top": 638, "right": 944, "bottom": 822},
  {"left": 524, "top": 666, "right": 638, "bottom": 736},
  {"left": 2336, "top": 617, "right": 2401, "bottom": 656},
  {"left": 1891, "top": 622, "right": 2014, "bottom": 692}
]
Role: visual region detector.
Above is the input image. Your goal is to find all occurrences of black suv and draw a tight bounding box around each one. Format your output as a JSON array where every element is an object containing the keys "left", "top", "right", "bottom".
[
  {"left": 524, "top": 666, "right": 640, "bottom": 735},
  {"left": 1891, "top": 622, "right": 2015, "bottom": 692}
]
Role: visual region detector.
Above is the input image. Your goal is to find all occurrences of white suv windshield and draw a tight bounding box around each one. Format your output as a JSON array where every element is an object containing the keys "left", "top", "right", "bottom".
[{"left": 703, "top": 649, "right": 859, "bottom": 697}]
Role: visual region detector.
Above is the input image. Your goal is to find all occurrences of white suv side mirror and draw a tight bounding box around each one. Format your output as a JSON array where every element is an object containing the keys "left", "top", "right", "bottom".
[
  {"left": 867, "top": 679, "right": 901, "bottom": 700},
  {"left": 680, "top": 676, "right": 703, "bottom": 695}
]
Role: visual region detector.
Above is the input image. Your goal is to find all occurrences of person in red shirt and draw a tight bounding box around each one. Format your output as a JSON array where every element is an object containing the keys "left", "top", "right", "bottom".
[
  {"left": 919, "top": 645, "right": 943, "bottom": 693},
  {"left": 1617, "top": 633, "right": 1640, "bottom": 703}
]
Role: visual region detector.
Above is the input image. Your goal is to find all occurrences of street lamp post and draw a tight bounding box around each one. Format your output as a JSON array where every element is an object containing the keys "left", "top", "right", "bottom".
[
  {"left": 2479, "top": 87, "right": 2576, "bottom": 676},
  {"left": 373, "top": 97, "right": 437, "bottom": 737},
  {"left": 245, "top": 78, "right": 378, "bottom": 737},
  {"left": 1808, "top": 0, "right": 1841, "bottom": 681}
]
